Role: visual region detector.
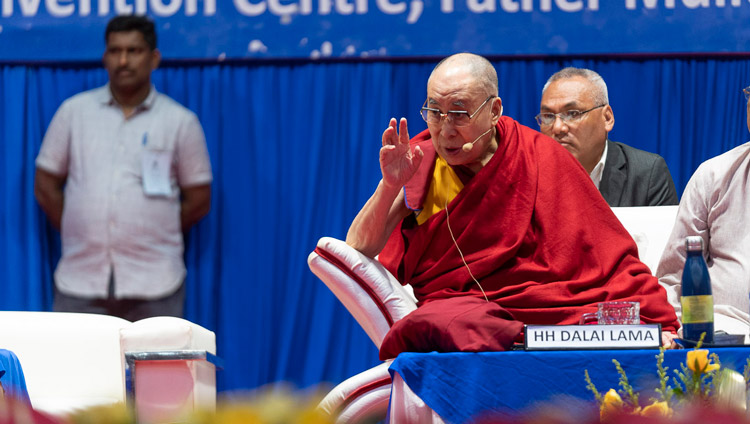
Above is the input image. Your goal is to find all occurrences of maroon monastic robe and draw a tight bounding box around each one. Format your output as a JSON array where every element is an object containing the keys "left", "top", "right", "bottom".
[{"left": 378, "top": 116, "right": 679, "bottom": 359}]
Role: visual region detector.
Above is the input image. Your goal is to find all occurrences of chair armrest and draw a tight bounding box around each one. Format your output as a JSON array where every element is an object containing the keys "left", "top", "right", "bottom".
[
  {"left": 318, "top": 362, "right": 392, "bottom": 423},
  {"left": 120, "top": 316, "right": 216, "bottom": 354},
  {"left": 308, "top": 237, "right": 417, "bottom": 349}
]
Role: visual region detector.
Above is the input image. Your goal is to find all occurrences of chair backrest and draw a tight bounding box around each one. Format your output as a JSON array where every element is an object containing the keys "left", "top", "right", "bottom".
[
  {"left": 0, "top": 311, "right": 130, "bottom": 415},
  {"left": 611, "top": 205, "right": 679, "bottom": 275},
  {"left": 308, "top": 237, "right": 417, "bottom": 349}
]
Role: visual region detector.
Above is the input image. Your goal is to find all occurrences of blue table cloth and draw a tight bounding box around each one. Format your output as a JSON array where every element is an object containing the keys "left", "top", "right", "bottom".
[
  {"left": 389, "top": 347, "right": 750, "bottom": 424},
  {"left": 0, "top": 348, "right": 31, "bottom": 404}
]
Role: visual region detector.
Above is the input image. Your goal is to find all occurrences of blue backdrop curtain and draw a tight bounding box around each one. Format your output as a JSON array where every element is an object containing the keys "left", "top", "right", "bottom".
[{"left": 1, "top": 57, "right": 749, "bottom": 392}]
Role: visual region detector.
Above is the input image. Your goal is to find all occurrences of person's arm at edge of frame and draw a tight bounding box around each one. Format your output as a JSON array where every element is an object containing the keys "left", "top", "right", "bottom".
[
  {"left": 346, "top": 118, "right": 423, "bottom": 258},
  {"left": 34, "top": 168, "right": 67, "bottom": 231},
  {"left": 180, "top": 183, "right": 211, "bottom": 231}
]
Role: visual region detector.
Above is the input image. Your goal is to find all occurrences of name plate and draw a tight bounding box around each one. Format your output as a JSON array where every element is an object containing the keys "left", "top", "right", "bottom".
[{"left": 524, "top": 324, "right": 662, "bottom": 351}]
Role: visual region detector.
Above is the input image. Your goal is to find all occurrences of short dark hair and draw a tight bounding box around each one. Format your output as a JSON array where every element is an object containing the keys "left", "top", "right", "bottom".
[{"left": 105, "top": 15, "right": 157, "bottom": 50}]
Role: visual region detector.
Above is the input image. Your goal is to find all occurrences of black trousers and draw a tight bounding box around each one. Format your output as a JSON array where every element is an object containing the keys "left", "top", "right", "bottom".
[{"left": 53, "top": 273, "right": 185, "bottom": 322}]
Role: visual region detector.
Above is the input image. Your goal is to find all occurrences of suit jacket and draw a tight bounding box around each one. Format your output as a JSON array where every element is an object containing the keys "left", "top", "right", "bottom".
[{"left": 598, "top": 140, "right": 679, "bottom": 207}]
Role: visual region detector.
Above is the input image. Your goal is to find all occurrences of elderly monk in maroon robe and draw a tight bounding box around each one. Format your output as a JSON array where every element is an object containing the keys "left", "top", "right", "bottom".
[{"left": 346, "top": 53, "right": 679, "bottom": 360}]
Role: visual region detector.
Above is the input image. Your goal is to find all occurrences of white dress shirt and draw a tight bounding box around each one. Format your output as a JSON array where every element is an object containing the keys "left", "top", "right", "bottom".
[
  {"left": 589, "top": 141, "right": 608, "bottom": 189},
  {"left": 36, "top": 85, "right": 212, "bottom": 299},
  {"left": 657, "top": 142, "right": 750, "bottom": 340}
]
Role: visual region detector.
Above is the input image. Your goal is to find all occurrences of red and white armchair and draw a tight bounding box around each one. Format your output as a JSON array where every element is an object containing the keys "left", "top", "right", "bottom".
[{"left": 308, "top": 236, "right": 417, "bottom": 422}]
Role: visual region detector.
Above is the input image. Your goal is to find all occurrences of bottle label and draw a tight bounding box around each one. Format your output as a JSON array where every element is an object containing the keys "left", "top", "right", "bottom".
[{"left": 681, "top": 295, "right": 714, "bottom": 324}]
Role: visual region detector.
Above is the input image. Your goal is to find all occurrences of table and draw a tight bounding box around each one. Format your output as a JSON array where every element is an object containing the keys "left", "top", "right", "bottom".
[
  {"left": 125, "top": 350, "right": 222, "bottom": 423},
  {"left": 388, "top": 347, "right": 750, "bottom": 423},
  {"left": 0, "top": 348, "right": 31, "bottom": 404}
]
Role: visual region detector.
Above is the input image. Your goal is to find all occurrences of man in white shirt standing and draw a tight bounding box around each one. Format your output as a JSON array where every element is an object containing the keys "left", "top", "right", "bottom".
[
  {"left": 537, "top": 67, "right": 678, "bottom": 207},
  {"left": 34, "top": 15, "right": 212, "bottom": 321}
]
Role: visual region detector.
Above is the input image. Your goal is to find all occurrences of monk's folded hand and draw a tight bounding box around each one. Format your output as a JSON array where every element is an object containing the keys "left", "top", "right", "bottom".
[
  {"left": 380, "top": 117, "right": 423, "bottom": 189},
  {"left": 661, "top": 331, "right": 679, "bottom": 349}
]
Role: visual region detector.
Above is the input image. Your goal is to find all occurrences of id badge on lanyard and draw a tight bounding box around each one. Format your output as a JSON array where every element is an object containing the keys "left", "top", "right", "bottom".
[{"left": 141, "top": 132, "right": 172, "bottom": 197}]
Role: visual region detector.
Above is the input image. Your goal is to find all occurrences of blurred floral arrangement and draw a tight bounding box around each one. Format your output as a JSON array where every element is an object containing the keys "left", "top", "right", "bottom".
[
  {"left": 585, "top": 335, "right": 750, "bottom": 423},
  {"left": 187, "top": 385, "right": 333, "bottom": 424},
  {"left": 0, "top": 385, "right": 333, "bottom": 424},
  {"left": 65, "top": 385, "right": 332, "bottom": 424}
]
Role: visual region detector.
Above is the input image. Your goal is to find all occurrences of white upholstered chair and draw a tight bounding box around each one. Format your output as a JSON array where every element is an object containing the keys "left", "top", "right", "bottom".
[
  {"left": 610, "top": 205, "right": 679, "bottom": 274},
  {"left": 0, "top": 311, "right": 130, "bottom": 416},
  {"left": 308, "top": 205, "right": 679, "bottom": 423}
]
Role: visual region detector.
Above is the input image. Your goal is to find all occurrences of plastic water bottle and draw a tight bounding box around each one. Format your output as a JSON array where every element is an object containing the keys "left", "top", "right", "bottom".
[{"left": 681, "top": 236, "right": 714, "bottom": 344}]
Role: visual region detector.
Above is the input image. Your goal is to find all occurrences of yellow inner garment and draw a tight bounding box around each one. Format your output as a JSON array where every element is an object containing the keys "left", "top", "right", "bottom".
[{"left": 416, "top": 156, "right": 464, "bottom": 225}]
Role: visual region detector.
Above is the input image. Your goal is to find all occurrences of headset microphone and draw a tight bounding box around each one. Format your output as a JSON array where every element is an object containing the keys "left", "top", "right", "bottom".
[{"left": 461, "top": 127, "right": 494, "bottom": 152}]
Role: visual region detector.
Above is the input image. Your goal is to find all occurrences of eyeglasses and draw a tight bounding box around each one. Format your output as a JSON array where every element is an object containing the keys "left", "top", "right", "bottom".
[
  {"left": 743, "top": 86, "right": 750, "bottom": 101},
  {"left": 535, "top": 104, "right": 606, "bottom": 127},
  {"left": 420, "top": 96, "right": 494, "bottom": 127}
]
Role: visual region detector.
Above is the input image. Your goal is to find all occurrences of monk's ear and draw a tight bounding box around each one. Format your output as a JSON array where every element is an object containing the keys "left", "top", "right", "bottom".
[
  {"left": 491, "top": 97, "right": 503, "bottom": 124},
  {"left": 602, "top": 104, "right": 614, "bottom": 132}
]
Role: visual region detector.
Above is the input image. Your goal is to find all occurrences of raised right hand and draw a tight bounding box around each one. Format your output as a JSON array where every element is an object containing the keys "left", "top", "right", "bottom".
[{"left": 380, "top": 117, "right": 424, "bottom": 189}]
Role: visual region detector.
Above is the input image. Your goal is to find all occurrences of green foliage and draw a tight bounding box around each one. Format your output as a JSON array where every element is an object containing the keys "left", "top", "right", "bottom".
[
  {"left": 695, "top": 332, "right": 705, "bottom": 349},
  {"left": 652, "top": 347, "right": 673, "bottom": 404},
  {"left": 670, "top": 348, "right": 721, "bottom": 404},
  {"left": 584, "top": 369, "right": 602, "bottom": 404},
  {"left": 612, "top": 359, "right": 639, "bottom": 408},
  {"left": 743, "top": 357, "right": 750, "bottom": 384},
  {"left": 587, "top": 331, "right": 735, "bottom": 416}
]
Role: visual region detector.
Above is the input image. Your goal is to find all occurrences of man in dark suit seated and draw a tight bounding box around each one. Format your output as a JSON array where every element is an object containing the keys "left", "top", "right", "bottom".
[{"left": 537, "top": 67, "right": 678, "bottom": 207}]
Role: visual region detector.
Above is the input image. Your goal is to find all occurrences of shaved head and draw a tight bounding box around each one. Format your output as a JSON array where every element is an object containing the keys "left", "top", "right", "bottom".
[{"left": 429, "top": 53, "right": 498, "bottom": 97}]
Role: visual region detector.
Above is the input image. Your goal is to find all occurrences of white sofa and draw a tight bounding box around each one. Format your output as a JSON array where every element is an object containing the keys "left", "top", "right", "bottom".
[
  {"left": 0, "top": 311, "right": 130, "bottom": 415},
  {"left": 0, "top": 311, "right": 218, "bottom": 422},
  {"left": 308, "top": 205, "right": 679, "bottom": 424}
]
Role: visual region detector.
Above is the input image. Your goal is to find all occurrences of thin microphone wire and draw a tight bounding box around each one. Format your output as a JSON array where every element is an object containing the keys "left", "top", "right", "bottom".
[
  {"left": 463, "top": 127, "right": 493, "bottom": 151},
  {"left": 444, "top": 200, "right": 490, "bottom": 303},
  {"left": 472, "top": 127, "right": 493, "bottom": 145}
]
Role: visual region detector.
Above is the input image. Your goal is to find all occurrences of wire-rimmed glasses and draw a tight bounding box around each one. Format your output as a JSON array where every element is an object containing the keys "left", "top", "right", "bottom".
[
  {"left": 420, "top": 96, "right": 494, "bottom": 127},
  {"left": 535, "top": 104, "right": 606, "bottom": 127},
  {"left": 743, "top": 86, "right": 750, "bottom": 101}
]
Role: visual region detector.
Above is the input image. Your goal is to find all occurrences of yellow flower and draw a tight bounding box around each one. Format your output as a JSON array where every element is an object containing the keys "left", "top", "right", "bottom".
[
  {"left": 687, "top": 349, "right": 720, "bottom": 374},
  {"left": 599, "top": 389, "right": 624, "bottom": 422},
  {"left": 640, "top": 401, "right": 673, "bottom": 418}
]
